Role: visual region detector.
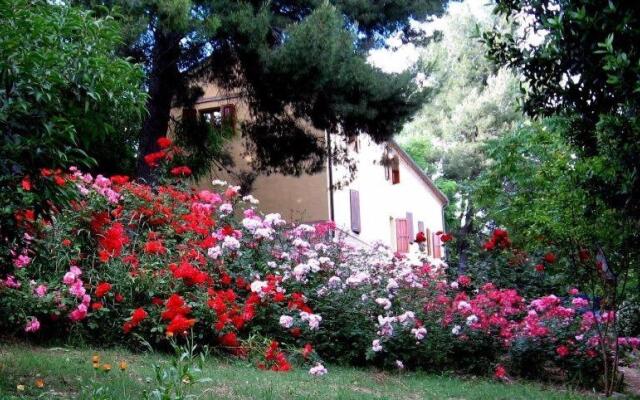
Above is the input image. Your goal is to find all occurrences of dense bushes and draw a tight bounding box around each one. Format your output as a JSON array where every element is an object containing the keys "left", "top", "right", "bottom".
[
  {"left": 0, "top": 0, "right": 146, "bottom": 266},
  {"left": 1, "top": 140, "right": 638, "bottom": 386}
]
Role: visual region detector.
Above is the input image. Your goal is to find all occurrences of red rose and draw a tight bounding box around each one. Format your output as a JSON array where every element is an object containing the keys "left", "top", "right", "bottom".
[
  {"left": 166, "top": 314, "right": 196, "bottom": 336},
  {"left": 170, "top": 166, "right": 192, "bottom": 176},
  {"left": 21, "top": 176, "right": 32, "bottom": 191},
  {"left": 115, "top": 293, "right": 124, "bottom": 303},
  {"left": 95, "top": 282, "right": 112, "bottom": 298},
  {"left": 494, "top": 364, "right": 507, "bottom": 379},
  {"left": 157, "top": 136, "right": 172, "bottom": 149},
  {"left": 556, "top": 345, "right": 570, "bottom": 357},
  {"left": 91, "top": 302, "right": 103, "bottom": 311},
  {"left": 535, "top": 264, "right": 545, "bottom": 272},
  {"left": 415, "top": 231, "right": 426, "bottom": 243},
  {"left": 110, "top": 175, "right": 130, "bottom": 185},
  {"left": 544, "top": 252, "right": 557, "bottom": 264}
]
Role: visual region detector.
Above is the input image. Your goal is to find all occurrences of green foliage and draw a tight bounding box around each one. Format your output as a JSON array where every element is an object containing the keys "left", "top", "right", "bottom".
[
  {"left": 75, "top": 0, "right": 443, "bottom": 177},
  {"left": 0, "top": 0, "right": 146, "bottom": 259},
  {"left": 484, "top": 0, "right": 640, "bottom": 222},
  {"left": 398, "top": 0, "right": 523, "bottom": 269},
  {"left": 474, "top": 118, "right": 639, "bottom": 294}
]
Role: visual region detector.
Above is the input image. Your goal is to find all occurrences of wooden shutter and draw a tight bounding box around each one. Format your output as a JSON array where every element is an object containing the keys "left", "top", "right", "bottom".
[
  {"left": 406, "top": 212, "right": 414, "bottom": 242},
  {"left": 433, "top": 233, "right": 442, "bottom": 258},
  {"left": 222, "top": 104, "right": 235, "bottom": 122},
  {"left": 182, "top": 108, "right": 197, "bottom": 122},
  {"left": 349, "top": 189, "right": 361, "bottom": 233},
  {"left": 392, "top": 168, "right": 400, "bottom": 184},
  {"left": 395, "top": 218, "right": 409, "bottom": 253}
]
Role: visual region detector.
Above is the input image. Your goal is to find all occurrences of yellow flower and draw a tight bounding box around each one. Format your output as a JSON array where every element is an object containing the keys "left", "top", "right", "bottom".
[
  {"left": 92, "top": 354, "right": 100, "bottom": 363},
  {"left": 119, "top": 360, "right": 128, "bottom": 371},
  {"left": 102, "top": 363, "right": 112, "bottom": 372},
  {"left": 181, "top": 376, "right": 191, "bottom": 384},
  {"left": 166, "top": 331, "right": 174, "bottom": 338},
  {"left": 35, "top": 378, "right": 45, "bottom": 388},
  {"left": 93, "top": 362, "right": 100, "bottom": 369},
  {"left": 16, "top": 384, "right": 25, "bottom": 392}
]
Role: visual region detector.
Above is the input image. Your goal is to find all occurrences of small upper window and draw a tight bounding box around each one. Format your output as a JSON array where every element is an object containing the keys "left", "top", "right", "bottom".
[
  {"left": 391, "top": 157, "right": 400, "bottom": 184},
  {"left": 200, "top": 107, "right": 223, "bottom": 128}
]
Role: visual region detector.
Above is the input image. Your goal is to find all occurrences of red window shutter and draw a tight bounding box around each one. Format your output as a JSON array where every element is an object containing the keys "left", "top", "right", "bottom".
[
  {"left": 350, "top": 189, "right": 361, "bottom": 233},
  {"left": 222, "top": 104, "right": 235, "bottom": 122},
  {"left": 392, "top": 168, "right": 400, "bottom": 184},
  {"left": 182, "top": 108, "right": 197, "bottom": 122},
  {"left": 395, "top": 218, "right": 409, "bottom": 253},
  {"left": 406, "top": 212, "right": 414, "bottom": 242}
]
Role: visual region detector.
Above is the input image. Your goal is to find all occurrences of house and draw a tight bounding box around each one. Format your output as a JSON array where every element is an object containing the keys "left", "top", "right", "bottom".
[{"left": 170, "top": 83, "right": 448, "bottom": 256}]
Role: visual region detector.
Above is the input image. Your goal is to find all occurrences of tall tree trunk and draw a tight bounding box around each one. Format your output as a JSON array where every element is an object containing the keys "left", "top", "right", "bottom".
[
  {"left": 456, "top": 200, "right": 474, "bottom": 274},
  {"left": 136, "top": 29, "right": 182, "bottom": 180}
]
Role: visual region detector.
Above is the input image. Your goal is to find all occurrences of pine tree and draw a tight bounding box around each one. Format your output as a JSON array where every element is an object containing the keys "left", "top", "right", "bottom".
[{"left": 76, "top": 0, "right": 444, "bottom": 179}]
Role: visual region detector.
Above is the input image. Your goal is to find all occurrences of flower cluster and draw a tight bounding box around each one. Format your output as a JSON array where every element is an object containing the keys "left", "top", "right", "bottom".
[{"left": 2, "top": 147, "right": 637, "bottom": 386}]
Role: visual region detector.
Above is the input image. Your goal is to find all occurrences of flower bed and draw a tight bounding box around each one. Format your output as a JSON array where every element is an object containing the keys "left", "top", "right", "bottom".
[{"left": 1, "top": 139, "right": 638, "bottom": 385}]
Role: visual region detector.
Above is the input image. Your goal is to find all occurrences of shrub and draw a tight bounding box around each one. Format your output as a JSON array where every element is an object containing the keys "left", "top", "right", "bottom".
[
  {"left": 0, "top": 0, "right": 146, "bottom": 266},
  {"left": 1, "top": 141, "right": 638, "bottom": 386}
]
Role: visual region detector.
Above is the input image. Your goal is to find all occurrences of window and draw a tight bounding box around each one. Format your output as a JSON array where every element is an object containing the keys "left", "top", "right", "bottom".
[
  {"left": 200, "top": 107, "right": 223, "bottom": 127},
  {"left": 349, "top": 189, "right": 361, "bottom": 233},
  {"left": 395, "top": 218, "right": 410, "bottom": 253},
  {"left": 418, "top": 221, "right": 425, "bottom": 234},
  {"left": 200, "top": 104, "right": 235, "bottom": 130},
  {"left": 391, "top": 157, "right": 400, "bottom": 184}
]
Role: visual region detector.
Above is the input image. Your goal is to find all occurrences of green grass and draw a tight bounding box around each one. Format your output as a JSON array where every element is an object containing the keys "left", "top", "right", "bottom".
[{"left": 0, "top": 344, "right": 598, "bottom": 399}]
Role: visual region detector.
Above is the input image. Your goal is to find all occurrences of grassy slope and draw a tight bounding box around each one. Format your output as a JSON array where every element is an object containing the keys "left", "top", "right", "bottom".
[{"left": 0, "top": 344, "right": 596, "bottom": 400}]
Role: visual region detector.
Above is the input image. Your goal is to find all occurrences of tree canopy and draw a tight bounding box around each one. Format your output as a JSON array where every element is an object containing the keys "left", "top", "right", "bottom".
[
  {"left": 398, "top": 0, "right": 523, "bottom": 271},
  {"left": 75, "top": 0, "right": 444, "bottom": 178},
  {"left": 484, "top": 0, "right": 640, "bottom": 223},
  {"left": 0, "top": 0, "right": 146, "bottom": 254}
]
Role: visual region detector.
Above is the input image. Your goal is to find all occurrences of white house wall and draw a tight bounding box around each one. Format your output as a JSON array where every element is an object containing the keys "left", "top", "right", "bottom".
[{"left": 331, "top": 135, "right": 445, "bottom": 254}]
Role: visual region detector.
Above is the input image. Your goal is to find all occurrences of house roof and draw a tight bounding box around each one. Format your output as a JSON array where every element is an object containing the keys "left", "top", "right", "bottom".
[{"left": 388, "top": 140, "right": 449, "bottom": 206}]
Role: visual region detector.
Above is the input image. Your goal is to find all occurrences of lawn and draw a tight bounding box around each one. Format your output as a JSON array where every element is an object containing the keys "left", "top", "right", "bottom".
[{"left": 0, "top": 344, "right": 597, "bottom": 400}]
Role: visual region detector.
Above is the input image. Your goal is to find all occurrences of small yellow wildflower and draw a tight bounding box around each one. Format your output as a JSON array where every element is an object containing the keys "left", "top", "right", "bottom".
[
  {"left": 102, "top": 363, "right": 112, "bottom": 372},
  {"left": 119, "top": 360, "right": 128, "bottom": 371},
  {"left": 92, "top": 354, "right": 100, "bottom": 364},
  {"left": 35, "top": 378, "right": 45, "bottom": 388},
  {"left": 16, "top": 384, "right": 25, "bottom": 392}
]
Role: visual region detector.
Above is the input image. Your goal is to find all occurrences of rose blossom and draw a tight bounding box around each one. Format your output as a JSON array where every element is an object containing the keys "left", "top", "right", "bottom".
[
  {"left": 279, "top": 315, "right": 294, "bottom": 329},
  {"left": 309, "top": 363, "right": 328, "bottom": 376}
]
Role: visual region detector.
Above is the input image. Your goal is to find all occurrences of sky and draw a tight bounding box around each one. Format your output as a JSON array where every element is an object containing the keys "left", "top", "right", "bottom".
[{"left": 367, "top": 0, "right": 491, "bottom": 73}]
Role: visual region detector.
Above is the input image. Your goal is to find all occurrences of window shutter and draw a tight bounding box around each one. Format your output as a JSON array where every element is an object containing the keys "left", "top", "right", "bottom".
[
  {"left": 392, "top": 168, "right": 400, "bottom": 184},
  {"left": 350, "top": 189, "right": 361, "bottom": 233},
  {"left": 406, "top": 212, "right": 414, "bottom": 242},
  {"left": 182, "top": 108, "right": 197, "bottom": 123},
  {"left": 395, "top": 218, "right": 409, "bottom": 253},
  {"left": 426, "top": 228, "right": 432, "bottom": 256},
  {"left": 222, "top": 104, "right": 235, "bottom": 122},
  {"left": 433, "top": 233, "right": 442, "bottom": 258}
]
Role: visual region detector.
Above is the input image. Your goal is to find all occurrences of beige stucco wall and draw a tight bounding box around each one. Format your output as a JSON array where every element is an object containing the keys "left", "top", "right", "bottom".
[{"left": 170, "top": 83, "right": 330, "bottom": 223}]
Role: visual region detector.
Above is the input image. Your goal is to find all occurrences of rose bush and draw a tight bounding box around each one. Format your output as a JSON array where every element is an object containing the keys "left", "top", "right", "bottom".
[{"left": 1, "top": 138, "right": 638, "bottom": 386}]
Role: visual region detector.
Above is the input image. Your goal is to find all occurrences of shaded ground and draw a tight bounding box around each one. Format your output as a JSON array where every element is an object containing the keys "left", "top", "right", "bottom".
[{"left": 0, "top": 344, "right": 606, "bottom": 399}]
